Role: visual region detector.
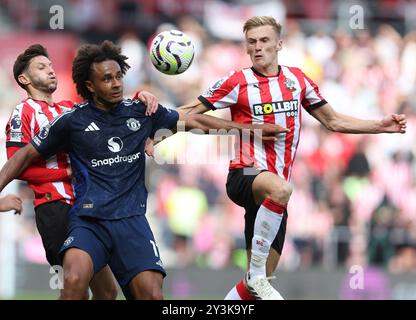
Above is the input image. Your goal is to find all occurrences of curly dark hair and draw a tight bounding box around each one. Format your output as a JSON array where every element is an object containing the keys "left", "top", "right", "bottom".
[
  {"left": 13, "top": 44, "right": 49, "bottom": 89},
  {"left": 72, "top": 40, "right": 130, "bottom": 100}
]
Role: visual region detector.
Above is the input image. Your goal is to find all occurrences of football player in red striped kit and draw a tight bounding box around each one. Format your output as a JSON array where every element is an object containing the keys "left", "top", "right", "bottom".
[
  {"left": 5, "top": 44, "right": 158, "bottom": 299},
  {"left": 159, "top": 16, "right": 407, "bottom": 299}
]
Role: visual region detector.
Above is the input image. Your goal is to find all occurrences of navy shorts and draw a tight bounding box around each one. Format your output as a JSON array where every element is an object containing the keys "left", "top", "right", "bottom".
[{"left": 60, "top": 213, "right": 166, "bottom": 291}]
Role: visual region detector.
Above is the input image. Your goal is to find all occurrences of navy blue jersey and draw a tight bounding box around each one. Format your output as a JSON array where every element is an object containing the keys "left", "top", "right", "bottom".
[{"left": 31, "top": 99, "right": 179, "bottom": 220}]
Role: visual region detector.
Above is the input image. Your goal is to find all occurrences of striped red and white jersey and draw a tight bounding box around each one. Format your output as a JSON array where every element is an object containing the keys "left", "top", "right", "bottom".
[
  {"left": 5, "top": 98, "right": 75, "bottom": 207},
  {"left": 198, "top": 65, "right": 327, "bottom": 181}
]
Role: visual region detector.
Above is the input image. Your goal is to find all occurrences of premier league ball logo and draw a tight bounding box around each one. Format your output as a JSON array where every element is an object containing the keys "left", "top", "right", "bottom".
[
  {"left": 10, "top": 115, "right": 22, "bottom": 129},
  {"left": 39, "top": 124, "right": 51, "bottom": 139}
]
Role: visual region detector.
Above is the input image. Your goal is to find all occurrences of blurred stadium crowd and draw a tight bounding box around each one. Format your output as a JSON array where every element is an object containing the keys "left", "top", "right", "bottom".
[{"left": 0, "top": 0, "right": 415, "bottom": 276}]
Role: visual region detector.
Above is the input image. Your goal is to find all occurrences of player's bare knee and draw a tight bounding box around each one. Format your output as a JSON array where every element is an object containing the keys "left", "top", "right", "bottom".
[
  {"left": 133, "top": 291, "right": 162, "bottom": 300},
  {"left": 64, "top": 272, "right": 87, "bottom": 294},
  {"left": 82, "top": 290, "right": 90, "bottom": 300},
  {"left": 267, "top": 180, "right": 292, "bottom": 204},
  {"left": 109, "top": 285, "right": 119, "bottom": 300},
  {"left": 101, "top": 285, "right": 118, "bottom": 300},
  {"left": 147, "top": 289, "right": 163, "bottom": 300},
  {"left": 64, "top": 272, "right": 80, "bottom": 287},
  {"left": 92, "top": 286, "right": 118, "bottom": 300},
  {"left": 140, "top": 286, "right": 163, "bottom": 300}
]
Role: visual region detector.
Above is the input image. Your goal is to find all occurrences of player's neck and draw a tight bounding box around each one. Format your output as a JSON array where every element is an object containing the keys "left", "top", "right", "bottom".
[
  {"left": 93, "top": 96, "right": 118, "bottom": 112},
  {"left": 254, "top": 63, "right": 279, "bottom": 77},
  {"left": 27, "top": 90, "right": 53, "bottom": 105}
]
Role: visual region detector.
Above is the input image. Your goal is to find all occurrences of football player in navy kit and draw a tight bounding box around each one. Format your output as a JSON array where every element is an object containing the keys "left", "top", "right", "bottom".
[{"left": 0, "top": 41, "right": 288, "bottom": 300}]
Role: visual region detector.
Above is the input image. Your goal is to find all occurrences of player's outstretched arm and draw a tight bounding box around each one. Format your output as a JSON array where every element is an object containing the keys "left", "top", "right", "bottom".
[
  {"left": 177, "top": 99, "right": 211, "bottom": 115},
  {"left": 311, "top": 103, "right": 407, "bottom": 134},
  {"left": 178, "top": 112, "right": 290, "bottom": 141},
  {"left": 0, "top": 194, "right": 22, "bottom": 214},
  {"left": 6, "top": 146, "right": 71, "bottom": 184},
  {"left": 144, "top": 101, "right": 210, "bottom": 157},
  {"left": 146, "top": 106, "right": 289, "bottom": 157},
  {"left": 0, "top": 144, "right": 40, "bottom": 193}
]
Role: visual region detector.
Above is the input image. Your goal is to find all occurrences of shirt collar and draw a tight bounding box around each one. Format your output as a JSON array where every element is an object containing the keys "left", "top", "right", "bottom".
[{"left": 251, "top": 65, "right": 281, "bottom": 78}]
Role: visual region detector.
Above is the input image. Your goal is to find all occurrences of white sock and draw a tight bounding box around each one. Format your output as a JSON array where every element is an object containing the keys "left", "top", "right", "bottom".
[
  {"left": 224, "top": 279, "right": 255, "bottom": 300},
  {"left": 249, "top": 198, "right": 284, "bottom": 278},
  {"left": 224, "top": 286, "right": 241, "bottom": 300}
]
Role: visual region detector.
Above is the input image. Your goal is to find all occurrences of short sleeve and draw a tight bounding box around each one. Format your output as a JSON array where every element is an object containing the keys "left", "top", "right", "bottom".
[
  {"left": 198, "top": 71, "right": 240, "bottom": 110},
  {"left": 5, "top": 104, "right": 34, "bottom": 147},
  {"left": 301, "top": 71, "right": 327, "bottom": 112},
  {"left": 150, "top": 105, "right": 179, "bottom": 137}
]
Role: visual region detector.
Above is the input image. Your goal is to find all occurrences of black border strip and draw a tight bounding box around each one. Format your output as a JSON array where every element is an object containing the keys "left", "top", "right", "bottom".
[
  {"left": 197, "top": 95, "right": 217, "bottom": 110},
  {"left": 306, "top": 99, "right": 328, "bottom": 113},
  {"left": 6, "top": 141, "right": 26, "bottom": 148}
]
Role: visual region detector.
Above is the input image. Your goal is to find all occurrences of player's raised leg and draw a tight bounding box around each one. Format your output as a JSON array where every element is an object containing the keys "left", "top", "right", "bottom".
[
  {"left": 225, "top": 170, "right": 291, "bottom": 300},
  {"left": 245, "top": 171, "right": 291, "bottom": 299}
]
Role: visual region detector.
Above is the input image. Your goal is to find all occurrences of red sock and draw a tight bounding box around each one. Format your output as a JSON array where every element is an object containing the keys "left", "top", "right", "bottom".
[{"left": 236, "top": 279, "right": 256, "bottom": 300}]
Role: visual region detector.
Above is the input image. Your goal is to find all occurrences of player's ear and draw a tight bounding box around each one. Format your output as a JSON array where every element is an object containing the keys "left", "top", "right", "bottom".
[
  {"left": 18, "top": 73, "right": 30, "bottom": 87},
  {"left": 85, "top": 80, "right": 95, "bottom": 94},
  {"left": 276, "top": 39, "right": 283, "bottom": 52}
]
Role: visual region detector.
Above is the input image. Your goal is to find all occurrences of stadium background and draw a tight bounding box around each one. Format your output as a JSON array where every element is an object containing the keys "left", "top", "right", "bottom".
[{"left": 0, "top": 0, "right": 415, "bottom": 300}]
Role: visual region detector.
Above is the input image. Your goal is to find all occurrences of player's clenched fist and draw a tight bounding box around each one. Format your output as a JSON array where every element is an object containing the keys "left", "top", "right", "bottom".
[{"left": 251, "top": 123, "right": 291, "bottom": 142}]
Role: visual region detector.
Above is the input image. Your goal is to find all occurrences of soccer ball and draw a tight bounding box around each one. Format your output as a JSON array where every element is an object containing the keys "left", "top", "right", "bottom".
[{"left": 149, "top": 30, "right": 195, "bottom": 75}]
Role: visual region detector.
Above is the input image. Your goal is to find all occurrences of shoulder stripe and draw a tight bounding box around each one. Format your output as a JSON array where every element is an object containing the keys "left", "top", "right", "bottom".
[
  {"left": 50, "top": 108, "right": 76, "bottom": 126},
  {"left": 76, "top": 101, "right": 89, "bottom": 109}
]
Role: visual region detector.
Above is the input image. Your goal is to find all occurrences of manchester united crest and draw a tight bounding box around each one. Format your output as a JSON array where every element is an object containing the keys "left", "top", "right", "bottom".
[{"left": 126, "top": 118, "right": 141, "bottom": 131}]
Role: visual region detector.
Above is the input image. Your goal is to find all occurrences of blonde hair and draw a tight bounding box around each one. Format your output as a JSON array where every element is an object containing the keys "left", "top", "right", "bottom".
[{"left": 243, "top": 16, "right": 282, "bottom": 37}]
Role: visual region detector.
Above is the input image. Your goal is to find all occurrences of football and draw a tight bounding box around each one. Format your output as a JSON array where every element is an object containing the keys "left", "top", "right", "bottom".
[{"left": 149, "top": 30, "right": 195, "bottom": 75}]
